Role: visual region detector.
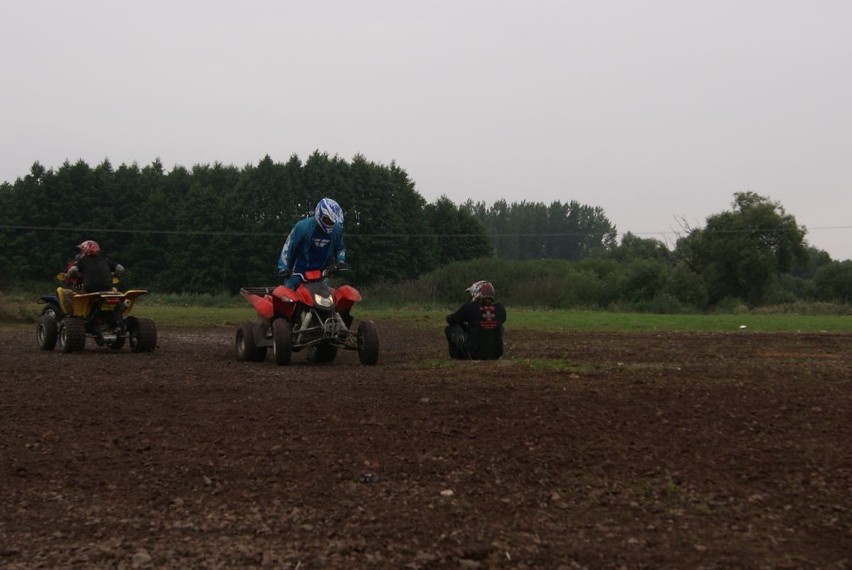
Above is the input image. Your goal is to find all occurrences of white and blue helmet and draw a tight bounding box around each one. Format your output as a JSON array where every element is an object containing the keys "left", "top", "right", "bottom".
[{"left": 314, "top": 198, "right": 344, "bottom": 234}]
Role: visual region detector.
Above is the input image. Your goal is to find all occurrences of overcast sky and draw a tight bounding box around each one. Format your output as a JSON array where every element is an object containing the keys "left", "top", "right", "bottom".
[{"left": 2, "top": 0, "right": 850, "bottom": 260}]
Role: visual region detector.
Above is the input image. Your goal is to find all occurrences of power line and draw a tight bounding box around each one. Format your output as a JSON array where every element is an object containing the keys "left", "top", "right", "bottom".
[
  {"left": 0, "top": 224, "right": 487, "bottom": 238},
  {"left": 0, "top": 223, "right": 850, "bottom": 239}
]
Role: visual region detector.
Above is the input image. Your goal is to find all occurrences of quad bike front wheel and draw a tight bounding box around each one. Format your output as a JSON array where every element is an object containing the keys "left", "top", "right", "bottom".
[
  {"left": 128, "top": 317, "right": 157, "bottom": 352},
  {"left": 272, "top": 318, "right": 292, "bottom": 366},
  {"left": 58, "top": 317, "right": 86, "bottom": 353},
  {"left": 40, "top": 302, "right": 62, "bottom": 320},
  {"left": 357, "top": 320, "right": 380, "bottom": 365},
  {"left": 236, "top": 321, "right": 267, "bottom": 362},
  {"left": 36, "top": 315, "right": 58, "bottom": 351}
]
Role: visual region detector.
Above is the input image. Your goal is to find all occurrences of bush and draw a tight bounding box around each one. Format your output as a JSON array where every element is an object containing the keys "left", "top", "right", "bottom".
[
  {"left": 0, "top": 291, "right": 37, "bottom": 323},
  {"left": 774, "top": 273, "right": 817, "bottom": 302},
  {"left": 617, "top": 293, "right": 692, "bottom": 314},
  {"left": 712, "top": 297, "right": 750, "bottom": 314},
  {"left": 662, "top": 263, "right": 709, "bottom": 310},
  {"left": 616, "top": 259, "right": 668, "bottom": 303},
  {"left": 363, "top": 279, "right": 438, "bottom": 306},
  {"left": 815, "top": 260, "right": 852, "bottom": 303},
  {"left": 751, "top": 302, "right": 852, "bottom": 316}
]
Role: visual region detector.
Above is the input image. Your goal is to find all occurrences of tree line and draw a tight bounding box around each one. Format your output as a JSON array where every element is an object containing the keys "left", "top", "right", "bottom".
[
  {"left": 463, "top": 191, "right": 851, "bottom": 309},
  {"left": 1, "top": 154, "right": 850, "bottom": 308},
  {"left": 0, "top": 153, "right": 612, "bottom": 294}
]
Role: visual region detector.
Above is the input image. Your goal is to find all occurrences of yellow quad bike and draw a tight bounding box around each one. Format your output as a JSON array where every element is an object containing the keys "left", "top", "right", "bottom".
[{"left": 36, "top": 273, "right": 157, "bottom": 353}]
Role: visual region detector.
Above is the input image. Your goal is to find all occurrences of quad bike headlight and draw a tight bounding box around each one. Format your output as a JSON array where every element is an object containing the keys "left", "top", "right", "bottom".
[
  {"left": 314, "top": 293, "right": 333, "bottom": 308},
  {"left": 123, "top": 299, "right": 133, "bottom": 309}
]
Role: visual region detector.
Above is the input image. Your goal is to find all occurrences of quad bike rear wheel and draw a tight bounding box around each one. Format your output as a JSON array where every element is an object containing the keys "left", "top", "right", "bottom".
[
  {"left": 272, "top": 318, "right": 292, "bottom": 366},
  {"left": 58, "top": 317, "right": 86, "bottom": 353},
  {"left": 236, "top": 321, "right": 267, "bottom": 362},
  {"left": 36, "top": 315, "right": 58, "bottom": 351},
  {"left": 357, "top": 320, "right": 380, "bottom": 365},
  {"left": 128, "top": 317, "right": 157, "bottom": 352}
]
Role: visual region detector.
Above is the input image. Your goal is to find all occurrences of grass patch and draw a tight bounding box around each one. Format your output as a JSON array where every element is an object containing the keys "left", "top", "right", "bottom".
[
  {"left": 508, "top": 309, "right": 852, "bottom": 332},
  {"left": 131, "top": 305, "right": 254, "bottom": 327},
  {"left": 360, "top": 307, "right": 852, "bottom": 333},
  {"left": 2, "top": 291, "right": 851, "bottom": 332},
  {"left": 143, "top": 291, "right": 246, "bottom": 308}
]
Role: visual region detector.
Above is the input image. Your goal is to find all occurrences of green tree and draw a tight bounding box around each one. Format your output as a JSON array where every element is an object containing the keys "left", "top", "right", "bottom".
[
  {"left": 610, "top": 232, "right": 671, "bottom": 263},
  {"left": 790, "top": 246, "right": 832, "bottom": 279},
  {"left": 615, "top": 259, "right": 669, "bottom": 304},
  {"left": 468, "top": 199, "right": 616, "bottom": 261},
  {"left": 426, "top": 196, "right": 492, "bottom": 264},
  {"left": 814, "top": 260, "right": 852, "bottom": 303},
  {"left": 488, "top": 199, "right": 518, "bottom": 259},
  {"left": 661, "top": 262, "right": 709, "bottom": 310},
  {"left": 345, "top": 155, "right": 413, "bottom": 282},
  {"left": 676, "top": 192, "right": 807, "bottom": 306},
  {"left": 560, "top": 201, "right": 617, "bottom": 260}
]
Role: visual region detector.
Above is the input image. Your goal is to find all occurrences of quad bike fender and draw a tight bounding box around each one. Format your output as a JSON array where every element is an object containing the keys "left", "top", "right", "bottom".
[
  {"left": 55, "top": 287, "right": 75, "bottom": 316},
  {"left": 241, "top": 290, "right": 275, "bottom": 320},
  {"left": 38, "top": 294, "right": 65, "bottom": 318},
  {"left": 334, "top": 284, "right": 361, "bottom": 313},
  {"left": 71, "top": 291, "right": 128, "bottom": 317},
  {"left": 272, "top": 285, "right": 298, "bottom": 302},
  {"left": 274, "top": 284, "right": 313, "bottom": 307},
  {"left": 124, "top": 289, "right": 148, "bottom": 300},
  {"left": 121, "top": 289, "right": 148, "bottom": 316},
  {"left": 271, "top": 285, "right": 301, "bottom": 316},
  {"left": 69, "top": 292, "right": 102, "bottom": 317}
]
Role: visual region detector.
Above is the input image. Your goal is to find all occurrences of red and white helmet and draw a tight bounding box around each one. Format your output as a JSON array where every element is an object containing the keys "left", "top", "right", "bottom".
[
  {"left": 465, "top": 280, "right": 495, "bottom": 302},
  {"left": 77, "top": 240, "right": 100, "bottom": 256}
]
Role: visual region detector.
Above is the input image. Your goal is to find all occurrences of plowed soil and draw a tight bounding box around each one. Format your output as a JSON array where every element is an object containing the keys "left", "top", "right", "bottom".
[{"left": 1, "top": 321, "right": 850, "bottom": 569}]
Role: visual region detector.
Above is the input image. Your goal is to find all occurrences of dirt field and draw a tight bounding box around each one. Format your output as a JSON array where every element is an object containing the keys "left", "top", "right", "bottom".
[{"left": 1, "top": 320, "right": 850, "bottom": 569}]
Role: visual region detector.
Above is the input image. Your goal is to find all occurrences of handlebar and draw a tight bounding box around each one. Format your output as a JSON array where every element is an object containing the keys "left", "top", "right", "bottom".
[{"left": 280, "top": 264, "right": 349, "bottom": 283}]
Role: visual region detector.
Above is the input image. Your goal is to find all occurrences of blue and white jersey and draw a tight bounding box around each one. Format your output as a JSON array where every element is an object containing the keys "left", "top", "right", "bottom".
[{"left": 277, "top": 216, "right": 345, "bottom": 277}]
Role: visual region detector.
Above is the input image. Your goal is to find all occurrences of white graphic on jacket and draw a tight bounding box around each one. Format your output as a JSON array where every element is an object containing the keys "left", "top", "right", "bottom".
[{"left": 278, "top": 216, "right": 345, "bottom": 277}]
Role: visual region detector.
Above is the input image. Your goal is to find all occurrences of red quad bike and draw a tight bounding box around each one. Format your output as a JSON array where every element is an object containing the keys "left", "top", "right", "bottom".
[{"left": 235, "top": 267, "right": 379, "bottom": 366}]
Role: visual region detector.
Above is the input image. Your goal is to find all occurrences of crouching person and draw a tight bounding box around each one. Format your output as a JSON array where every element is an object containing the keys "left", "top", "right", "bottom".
[{"left": 445, "top": 280, "right": 506, "bottom": 360}]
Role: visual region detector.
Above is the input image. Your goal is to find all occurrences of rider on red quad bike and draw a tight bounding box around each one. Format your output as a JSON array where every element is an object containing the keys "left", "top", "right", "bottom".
[
  {"left": 277, "top": 197, "right": 352, "bottom": 326},
  {"left": 235, "top": 198, "right": 379, "bottom": 366}
]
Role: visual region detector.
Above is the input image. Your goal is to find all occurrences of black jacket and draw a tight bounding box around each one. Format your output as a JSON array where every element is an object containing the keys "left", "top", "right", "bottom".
[
  {"left": 446, "top": 300, "right": 507, "bottom": 359},
  {"left": 72, "top": 255, "right": 118, "bottom": 292}
]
